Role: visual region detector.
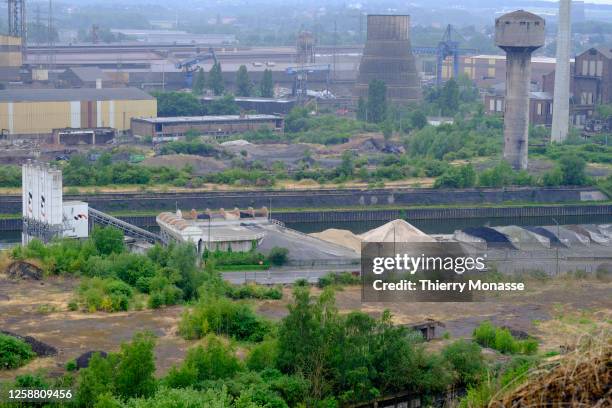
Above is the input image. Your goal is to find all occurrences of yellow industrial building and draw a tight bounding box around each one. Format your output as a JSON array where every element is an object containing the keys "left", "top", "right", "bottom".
[
  {"left": 0, "top": 35, "right": 22, "bottom": 67},
  {"left": 0, "top": 88, "right": 156, "bottom": 137}
]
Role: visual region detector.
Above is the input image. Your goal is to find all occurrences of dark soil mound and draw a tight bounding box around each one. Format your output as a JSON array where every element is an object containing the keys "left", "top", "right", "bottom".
[
  {"left": 0, "top": 330, "right": 57, "bottom": 356},
  {"left": 6, "top": 261, "right": 43, "bottom": 280},
  {"left": 76, "top": 351, "right": 108, "bottom": 370}
]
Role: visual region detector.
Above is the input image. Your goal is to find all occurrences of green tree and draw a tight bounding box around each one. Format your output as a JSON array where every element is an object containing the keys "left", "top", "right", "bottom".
[
  {"left": 205, "top": 94, "right": 240, "bottom": 115},
  {"left": 260, "top": 69, "right": 274, "bottom": 98},
  {"left": 440, "top": 79, "right": 460, "bottom": 116},
  {"left": 434, "top": 164, "right": 476, "bottom": 188},
  {"left": 91, "top": 226, "right": 124, "bottom": 256},
  {"left": 382, "top": 119, "right": 393, "bottom": 140},
  {"left": 410, "top": 110, "right": 427, "bottom": 130},
  {"left": 356, "top": 96, "right": 367, "bottom": 121},
  {"left": 267, "top": 247, "right": 289, "bottom": 266},
  {"left": 154, "top": 92, "right": 202, "bottom": 116},
  {"left": 192, "top": 68, "right": 206, "bottom": 96},
  {"left": 114, "top": 332, "right": 157, "bottom": 399},
  {"left": 208, "top": 62, "right": 225, "bottom": 96},
  {"left": 236, "top": 65, "right": 252, "bottom": 97},
  {"left": 559, "top": 154, "right": 587, "bottom": 185},
  {"left": 366, "top": 79, "right": 387, "bottom": 123},
  {"left": 166, "top": 244, "right": 201, "bottom": 300},
  {"left": 0, "top": 334, "right": 35, "bottom": 369},
  {"left": 277, "top": 287, "right": 340, "bottom": 400},
  {"left": 338, "top": 150, "right": 355, "bottom": 178},
  {"left": 76, "top": 353, "right": 118, "bottom": 407}
]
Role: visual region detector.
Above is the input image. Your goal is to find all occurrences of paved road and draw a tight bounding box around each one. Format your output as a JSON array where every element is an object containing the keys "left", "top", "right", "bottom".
[{"left": 222, "top": 265, "right": 359, "bottom": 285}]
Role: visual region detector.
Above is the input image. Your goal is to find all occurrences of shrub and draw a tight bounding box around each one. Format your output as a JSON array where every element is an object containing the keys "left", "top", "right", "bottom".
[
  {"left": 267, "top": 247, "right": 289, "bottom": 266},
  {"left": 65, "top": 359, "right": 77, "bottom": 371},
  {"left": 0, "top": 334, "right": 35, "bottom": 369},
  {"left": 226, "top": 284, "right": 282, "bottom": 300},
  {"left": 148, "top": 292, "right": 164, "bottom": 309},
  {"left": 179, "top": 297, "right": 271, "bottom": 342},
  {"left": 114, "top": 332, "right": 157, "bottom": 399},
  {"left": 518, "top": 338, "right": 539, "bottom": 355},
  {"left": 442, "top": 340, "right": 485, "bottom": 386},
  {"left": 473, "top": 321, "right": 536, "bottom": 355},
  {"left": 77, "top": 278, "right": 134, "bottom": 312},
  {"left": 473, "top": 321, "right": 496, "bottom": 348},
  {"left": 494, "top": 328, "right": 519, "bottom": 354},
  {"left": 246, "top": 339, "right": 278, "bottom": 371},
  {"left": 164, "top": 336, "right": 242, "bottom": 388},
  {"left": 91, "top": 226, "right": 124, "bottom": 256},
  {"left": 317, "top": 272, "right": 360, "bottom": 288},
  {"left": 14, "top": 373, "right": 48, "bottom": 388}
]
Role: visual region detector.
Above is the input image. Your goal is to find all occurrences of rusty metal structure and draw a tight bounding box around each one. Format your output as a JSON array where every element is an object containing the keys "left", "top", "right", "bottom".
[
  {"left": 354, "top": 14, "right": 421, "bottom": 103},
  {"left": 296, "top": 31, "right": 315, "bottom": 65}
]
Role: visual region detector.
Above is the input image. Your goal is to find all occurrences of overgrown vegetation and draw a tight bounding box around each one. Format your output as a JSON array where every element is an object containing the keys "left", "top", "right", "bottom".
[
  {"left": 0, "top": 334, "right": 35, "bottom": 370},
  {"left": 473, "top": 321, "right": 539, "bottom": 355}
]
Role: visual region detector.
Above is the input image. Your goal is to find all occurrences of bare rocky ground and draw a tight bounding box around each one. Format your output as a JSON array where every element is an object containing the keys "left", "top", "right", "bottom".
[
  {"left": 0, "top": 274, "right": 189, "bottom": 379},
  {"left": 0, "top": 272, "right": 610, "bottom": 380}
]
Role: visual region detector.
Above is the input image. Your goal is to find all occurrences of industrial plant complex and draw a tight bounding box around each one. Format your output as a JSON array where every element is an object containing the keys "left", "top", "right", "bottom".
[{"left": 0, "top": 0, "right": 610, "bottom": 405}]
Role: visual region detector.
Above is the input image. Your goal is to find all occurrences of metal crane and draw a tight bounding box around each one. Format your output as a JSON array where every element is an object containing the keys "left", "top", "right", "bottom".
[
  {"left": 411, "top": 25, "right": 477, "bottom": 85},
  {"left": 175, "top": 47, "right": 218, "bottom": 87},
  {"left": 285, "top": 64, "right": 331, "bottom": 103}
]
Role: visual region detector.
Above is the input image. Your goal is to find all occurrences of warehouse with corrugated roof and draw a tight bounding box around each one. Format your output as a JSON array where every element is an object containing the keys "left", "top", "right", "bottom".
[{"left": 0, "top": 87, "right": 156, "bottom": 137}]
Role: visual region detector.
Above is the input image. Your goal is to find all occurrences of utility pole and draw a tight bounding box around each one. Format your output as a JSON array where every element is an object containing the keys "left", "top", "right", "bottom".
[
  {"left": 47, "top": 0, "right": 56, "bottom": 73},
  {"left": 332, "top": 19, "right": 337, "bottom": 82}
]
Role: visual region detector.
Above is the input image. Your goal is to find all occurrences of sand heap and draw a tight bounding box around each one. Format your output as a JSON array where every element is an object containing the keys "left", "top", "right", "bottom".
[
  {"left": 311, "top": 220, "right": 435, "bottom": 253},
  {"left": 359, "top": 219, "right": 435, "bottom": 243},
  {"left": 310, "top": 229, "right": 363, "bottom": 253}
]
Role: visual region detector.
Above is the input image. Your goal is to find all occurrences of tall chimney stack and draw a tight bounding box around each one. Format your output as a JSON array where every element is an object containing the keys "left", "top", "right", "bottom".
[
  {"left": 551, "top": 0, "right": 572, "bottom": 143},
  {"left": 495, "top": 10, "right": 545, "bottom": 170}
]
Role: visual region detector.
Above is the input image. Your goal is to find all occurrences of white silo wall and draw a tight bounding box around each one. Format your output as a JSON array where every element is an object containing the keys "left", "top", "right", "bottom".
[{"left": 31, "top": 164, "right": 41, "bottom": 222}]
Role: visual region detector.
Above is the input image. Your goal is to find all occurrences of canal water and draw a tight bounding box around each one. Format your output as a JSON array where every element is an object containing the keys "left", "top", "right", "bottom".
[{"left": 1, "top": 214, "right": 610, "bottom": 248}]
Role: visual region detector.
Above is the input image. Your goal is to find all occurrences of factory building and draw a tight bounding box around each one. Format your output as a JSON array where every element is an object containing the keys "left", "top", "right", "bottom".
[
  {"left": 484, "top": 91, "right": 553, "bottom": 126},
  {"left": 199, "top": 96, "right": 296, "bottom": 115},
  {"left": 443, "top": 54, "right": 572, "bottom": 90},
  {"left": 541, "top": 46, "right": 612, "bottom": 128},
  {"left": 0, "top": 34, "right": 22, "bottom": 82},
  {"left": 131, "top": 114, "right": 284, "bottom": 141},
  {"left": 0, "top": 88, "right": 156, "bottom": 138},
  {"left": 157, "top": 208, "right": 268, "bottom": 253},
  {"left": 58, "top": 67, "right": 113, "bottom": 88}
]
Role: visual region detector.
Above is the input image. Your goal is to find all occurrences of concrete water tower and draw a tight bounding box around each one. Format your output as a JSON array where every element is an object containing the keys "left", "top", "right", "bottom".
[{"left": 495, "top": 10, "right": 545, "bottom": 170}]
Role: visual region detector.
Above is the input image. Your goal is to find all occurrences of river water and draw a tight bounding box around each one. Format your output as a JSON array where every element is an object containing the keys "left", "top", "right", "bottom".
[{"left": 1, "top": 214, "right": 610, "bottom": 249}]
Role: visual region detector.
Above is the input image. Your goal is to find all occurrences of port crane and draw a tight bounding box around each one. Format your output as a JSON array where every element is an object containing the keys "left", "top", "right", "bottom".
[{"left": 175, "top": 47, "right": 218, "bottom": 87}]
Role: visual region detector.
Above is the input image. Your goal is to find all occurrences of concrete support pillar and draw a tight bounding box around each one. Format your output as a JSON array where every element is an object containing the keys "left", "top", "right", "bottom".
[
  {"left": 503, "top": 49, "right": 532, "bottom": 170},
  {"left": 551, "top": 0, "right": 572, "bottom": 143}
]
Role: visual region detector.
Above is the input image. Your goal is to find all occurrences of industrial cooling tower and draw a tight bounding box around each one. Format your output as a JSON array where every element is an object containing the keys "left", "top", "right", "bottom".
[{"left": 354, "top": 15, "right": 422, "bottom": 104}]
